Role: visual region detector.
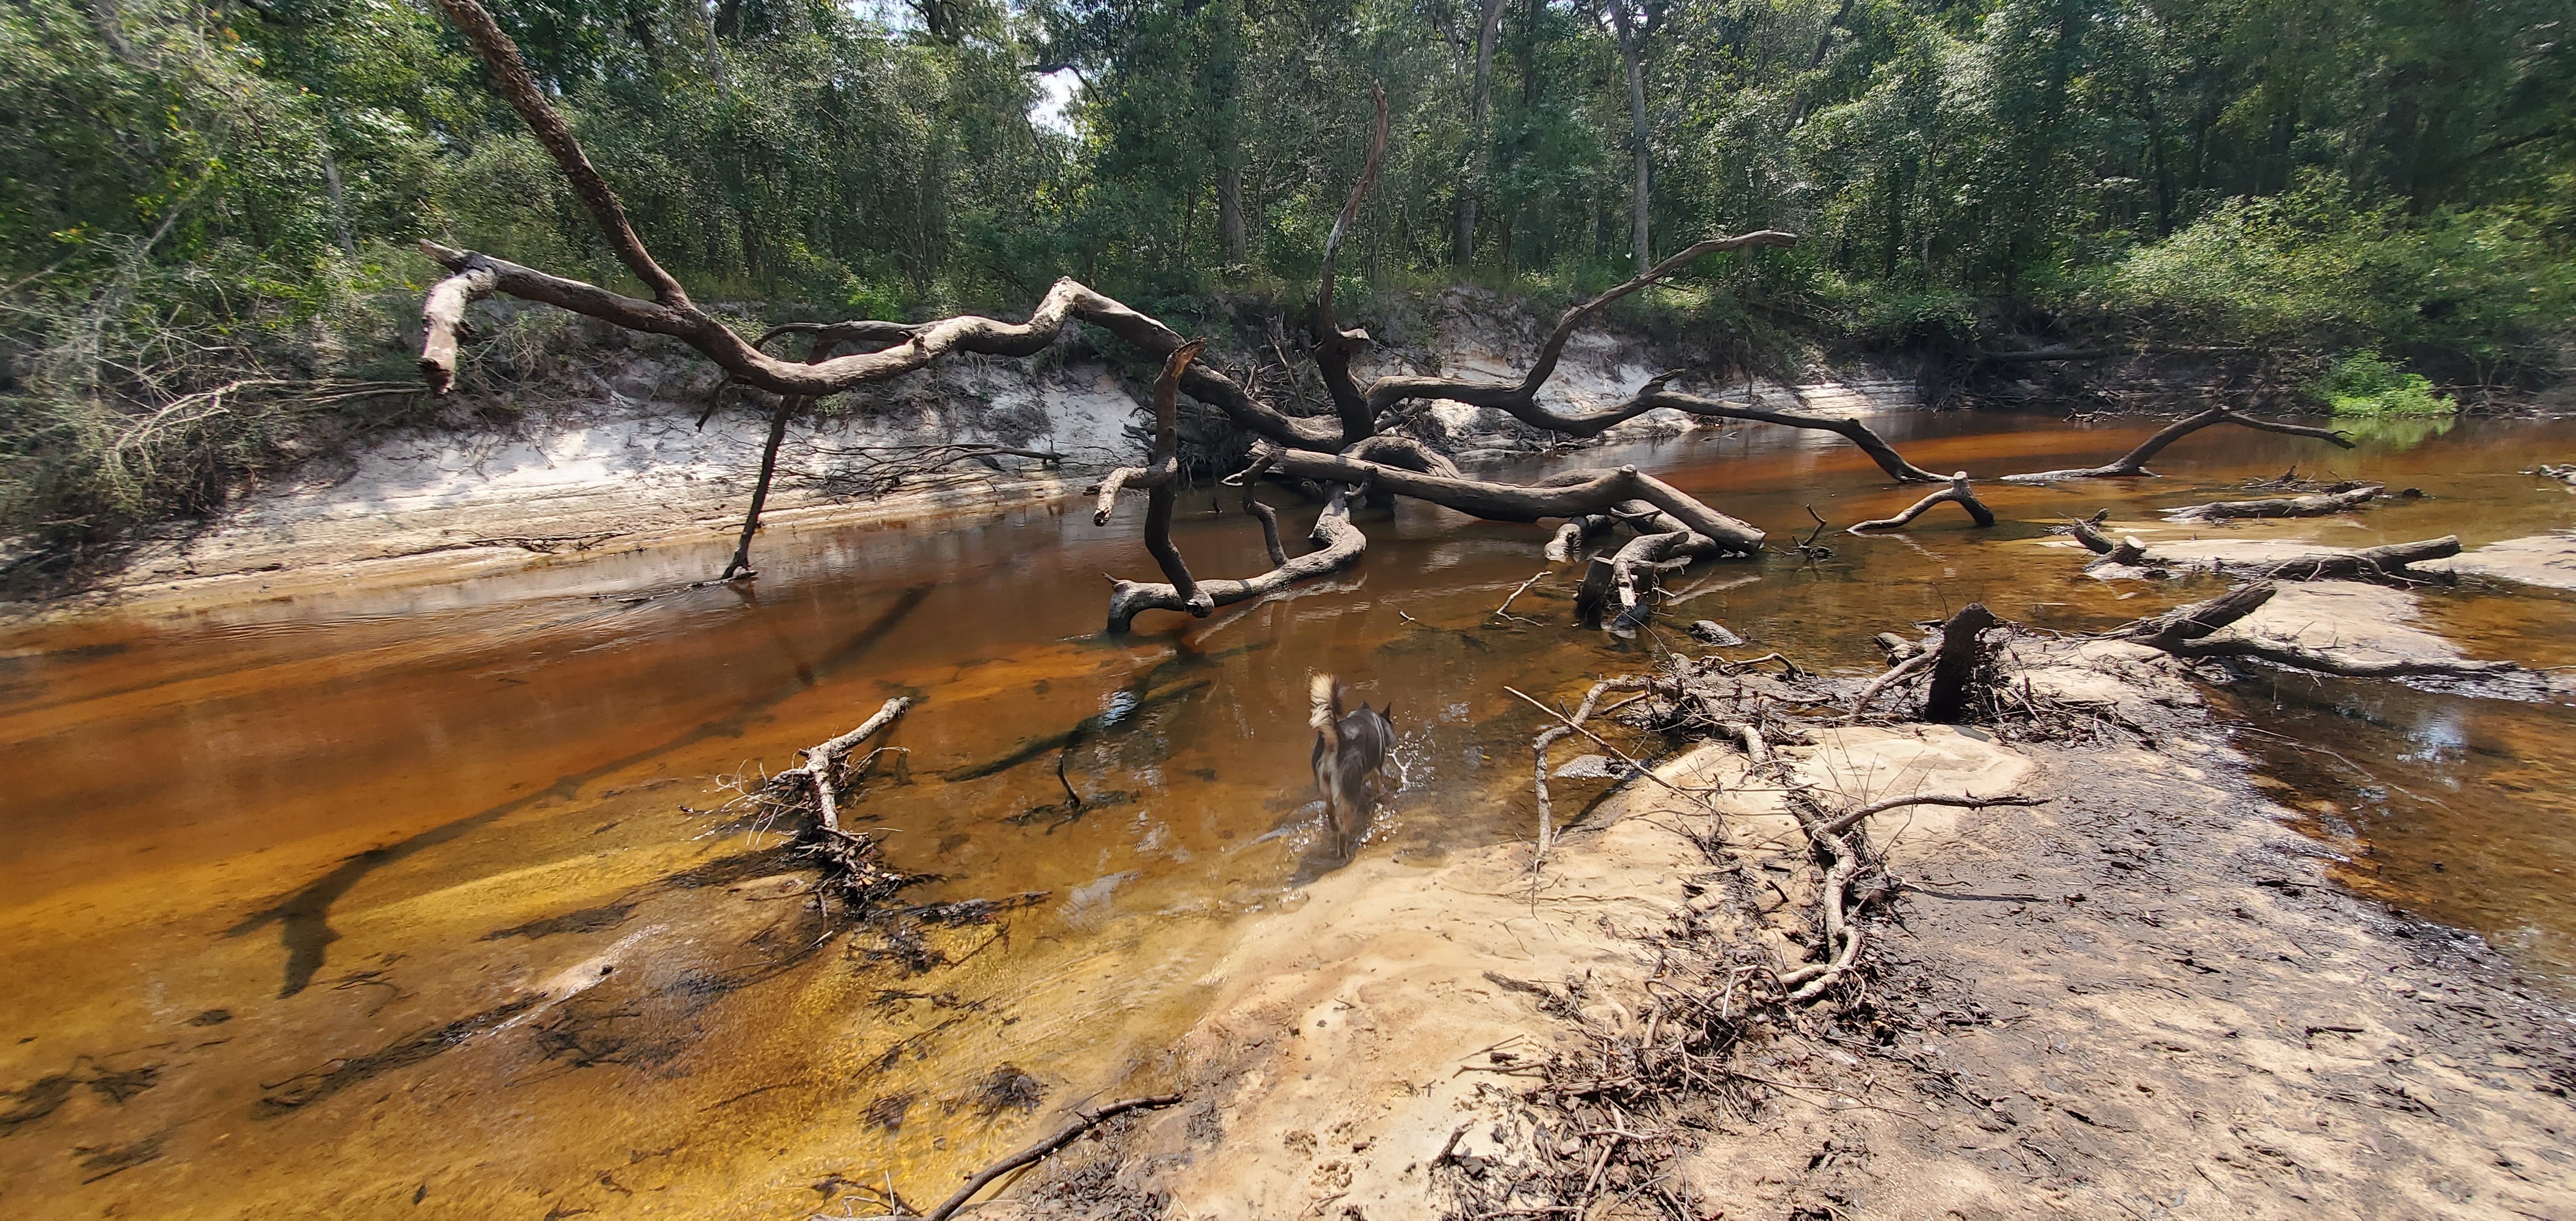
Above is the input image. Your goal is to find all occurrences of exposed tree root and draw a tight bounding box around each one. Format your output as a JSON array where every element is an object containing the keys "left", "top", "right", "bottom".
[
  {"left": 1845, "top": 472, "right": 1996, "bottom": 534},
  {"left": 2001, "top": 406, "right": 2356, "bottom": 482}
]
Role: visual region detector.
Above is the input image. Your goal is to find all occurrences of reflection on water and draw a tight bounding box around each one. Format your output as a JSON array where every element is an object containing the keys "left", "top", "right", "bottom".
[{"left": 2, "top": 409, "right": 2573, "bottom": 1214}]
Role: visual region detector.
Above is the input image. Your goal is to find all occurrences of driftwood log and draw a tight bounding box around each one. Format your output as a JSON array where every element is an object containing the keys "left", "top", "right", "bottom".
[
  {"left": 2080, "top": 533, "right": 2463, "bottom": 584},
  {"left": 2003, "top": 406, "right": 2355, "bottom": 482},
  {"left": 1846, "top": 472, "right": 1996, "bottom": 534},
  {"left": 2162, "top": 483, "right": 2383, "bottom": 522},
  {"left": 2108, "top": 580, "right": 2517, "bottom": 678}
]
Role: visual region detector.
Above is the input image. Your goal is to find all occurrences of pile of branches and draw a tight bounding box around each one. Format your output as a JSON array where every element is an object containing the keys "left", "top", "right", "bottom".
[{"left": 1460, "top": 678, "right": 2039, "bottom": 1220}]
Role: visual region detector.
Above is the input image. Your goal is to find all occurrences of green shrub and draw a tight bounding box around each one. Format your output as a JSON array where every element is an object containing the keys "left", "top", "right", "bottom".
[{"left": 2315, "top": 351, "right": 2455, "bottom": 417}]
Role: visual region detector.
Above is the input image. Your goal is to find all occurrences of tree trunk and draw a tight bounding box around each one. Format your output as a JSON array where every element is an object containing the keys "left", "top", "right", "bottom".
[
  {"left": 1453, "top": 0, "right": 1506, "bottom": 266},
  {"left": 1606, "top": 0, "right": 1651, "bottom": 271},
  {"left": 1218, "top": 165, "right": 1248, "bottom": 267}
]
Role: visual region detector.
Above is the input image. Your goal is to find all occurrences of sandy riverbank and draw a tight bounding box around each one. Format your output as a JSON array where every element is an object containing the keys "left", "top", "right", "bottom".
[{"left": 963, "top": 591, "right": 2576, "bottom": 1220}]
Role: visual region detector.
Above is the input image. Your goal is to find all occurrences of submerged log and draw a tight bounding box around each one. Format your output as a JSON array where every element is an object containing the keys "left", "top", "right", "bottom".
[
  {"left": 2163, "top": 483, "right": 2383, "bottom": 522},
  {"left": 2003, "top": 406, "right": 2355, "bottom": 482}
]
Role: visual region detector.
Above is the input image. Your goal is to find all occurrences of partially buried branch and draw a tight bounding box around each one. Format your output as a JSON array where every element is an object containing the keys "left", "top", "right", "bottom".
[{"left": 922, "top": 1094, "right": 1185, "bottom": 1221}]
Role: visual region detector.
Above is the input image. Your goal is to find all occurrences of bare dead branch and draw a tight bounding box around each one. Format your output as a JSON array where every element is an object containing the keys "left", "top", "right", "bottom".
[
  {"left": 1258, "top": 447, "right": 1764, "bottom": 553},
  {"left": 1846, "top": 472, "right": 1995, "bottom": 534},
  {"left": 1358, "top": 232, "right": 1798, "bottom": 418},
  {"left": 2004, "top": 406, "right": 2356, "bottom": 482},
  {"left": 1106, "top": 485, "right": 1367, "bottom": 632},
  {"left": 776, "top": 698, "right": 912, "bottom": 834},
  {"left": 922, "top": 1094, "right": 1185, "bottom": 1221},
  {"left": 1314, "top": 83, "right": 1391, "bottom": 439},
  {"left": 1139, "top": 341, "right": 1214, "bottom": 616}
]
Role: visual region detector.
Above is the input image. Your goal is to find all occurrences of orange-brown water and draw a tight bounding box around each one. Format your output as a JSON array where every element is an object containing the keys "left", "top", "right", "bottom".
[{"left": 3, "top": 410, "right": 2572, "bottom": 1217}]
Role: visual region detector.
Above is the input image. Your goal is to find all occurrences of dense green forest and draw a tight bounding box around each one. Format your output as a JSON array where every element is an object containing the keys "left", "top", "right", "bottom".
[{"left": 3, "top": 0, "right": 2572, "bottom": 570}]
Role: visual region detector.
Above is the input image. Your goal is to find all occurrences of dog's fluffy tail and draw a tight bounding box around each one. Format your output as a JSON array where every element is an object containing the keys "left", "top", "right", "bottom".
[{"left": 1309, "top": 673, "right": 1342, "bottom": 750}]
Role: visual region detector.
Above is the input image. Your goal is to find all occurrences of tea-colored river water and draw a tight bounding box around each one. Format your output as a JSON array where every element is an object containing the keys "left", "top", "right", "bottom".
[{"left": 4, "top": 410, "right": 2572, "bottom": 1217}]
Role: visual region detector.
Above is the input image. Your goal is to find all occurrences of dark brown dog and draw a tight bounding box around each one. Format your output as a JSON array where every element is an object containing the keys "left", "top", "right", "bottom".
[{"left": 1310, "top": 673, "right": 1397, "bottom": 856}]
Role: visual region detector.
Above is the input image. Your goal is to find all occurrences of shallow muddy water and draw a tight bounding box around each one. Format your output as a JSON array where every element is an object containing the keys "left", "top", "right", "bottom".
[{"left": 3, "top": 408, "right": 2573, "bottom": 1217}]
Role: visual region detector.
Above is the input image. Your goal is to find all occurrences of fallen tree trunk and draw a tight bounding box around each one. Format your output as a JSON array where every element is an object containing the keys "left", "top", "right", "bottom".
[
  {"left": 2261, "top": 535, "right": 2460, "bottom": 582},
  {"left": 1258, "top": 447, "right": 1765, "bottom": 553},
  {"left": 2163, "top": 483, "right": 2382, "bottom": 522},
  {"left": 1846, "top": 472, "right": 1995, "bottom": 534},
  {"left": 416, "top": 1, "right": 1348, "bottom": 450},
  {"left": 2082, "top": 533, "right": 2462, "bottom": 584},
  {"left": 2108, "top": 580, "right": 2517, "bottom": 678},
  {"left": 2003, "top": 406, "right": 2355, "bottom": 482}
]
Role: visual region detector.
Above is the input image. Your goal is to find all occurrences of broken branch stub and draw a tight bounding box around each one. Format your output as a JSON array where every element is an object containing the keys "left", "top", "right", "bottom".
[{"left": 1921, "top": 603, "right": 2001, "bottom": 723}]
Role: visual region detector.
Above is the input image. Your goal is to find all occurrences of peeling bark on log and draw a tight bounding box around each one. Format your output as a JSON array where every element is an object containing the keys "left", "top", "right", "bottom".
[
  {"left": 1258, "top": 447, "right": 1764, "bottom": 552},
  {"left": 1846, "top": 472, "right": 1995, "bottom": 534},
  {"left": 1921, "top": 603, "right": 1999, "bottom": 722},
  {"left": 1107, "top": 485, "right": 1367, "bottom": 632},
  {"left": 2164, "top": 483, "right": 2383, "bottom": 522},
  {"left": 2002, "top": 406, "right": 2356, "bottom": 482}
]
